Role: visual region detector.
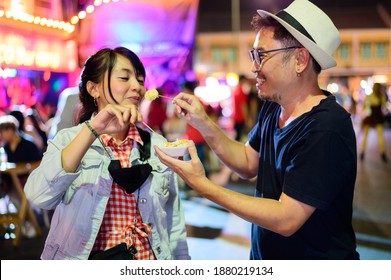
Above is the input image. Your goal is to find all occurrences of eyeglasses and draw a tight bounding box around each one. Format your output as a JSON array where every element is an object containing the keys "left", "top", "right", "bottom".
[{"left": 248, "top": 46, "right": 301, "bottom": 66}]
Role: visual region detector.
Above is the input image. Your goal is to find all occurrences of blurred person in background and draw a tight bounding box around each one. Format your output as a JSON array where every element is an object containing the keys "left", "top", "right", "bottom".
[
  {"left": 48, "top": 86, "right": 80, "bottom": 139},
  {"left": 360, "top": 82, "right": 388, "bottom": 162},
  {"left": 181, "top": 80, "right": 214, "bottom": 176},
  {"left": 0, "top": 115, "right": 42, "bottom": 163},
  {"left": 247, "top": 83, "right": 264, "bottom": 128},
  {"left": 9, "top": 109, "right": 36, "bottom": 144},
  {"left": 146, "top": 87, "right": 167, "bottom": 135},
  {"left": 24, "top": 47, "right": 190, "bottom": 260},
  {"left": 24, "top": 107, "right": 49, "bottom": 154},
  {"left": 232, "top": 75, "right": 251, "bottom": 141},
  {"left": 0, "top": 114, "right": 42, "bottom": 211},
  {"left": 163, "top": 105, "right": 187, "bottom": 142},
  {"left": 156, "top": 0, "right": 359, "bottom": 260}
]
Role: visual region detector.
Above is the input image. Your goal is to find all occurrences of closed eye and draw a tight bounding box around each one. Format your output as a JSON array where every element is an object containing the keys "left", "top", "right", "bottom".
[{"left": 137, "top": 78, "right": 145, "bottom": 85}]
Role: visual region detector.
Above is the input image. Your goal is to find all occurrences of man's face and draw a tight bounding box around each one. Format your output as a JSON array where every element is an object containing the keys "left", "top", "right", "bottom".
[{"left": 250, "top": 28, "right": 297, "bottom": 103}]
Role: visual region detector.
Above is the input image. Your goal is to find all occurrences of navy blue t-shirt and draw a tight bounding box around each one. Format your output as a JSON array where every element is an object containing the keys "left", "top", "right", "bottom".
[
  {"left": 5, "top": 137, "right": 42, "bottom": 163},
  {"left": 248, "top": 92, "right": 359, "bottom": 259}
]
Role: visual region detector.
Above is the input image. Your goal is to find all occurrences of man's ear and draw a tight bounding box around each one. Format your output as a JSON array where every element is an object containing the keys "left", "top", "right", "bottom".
[{"left": 296, "top": 48, "right": 310, "bottom": 69}]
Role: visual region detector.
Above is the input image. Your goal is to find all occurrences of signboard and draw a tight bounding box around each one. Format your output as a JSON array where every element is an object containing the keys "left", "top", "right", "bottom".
[{"left": 0, "top": 28, "right": 77, "bottom": 73}]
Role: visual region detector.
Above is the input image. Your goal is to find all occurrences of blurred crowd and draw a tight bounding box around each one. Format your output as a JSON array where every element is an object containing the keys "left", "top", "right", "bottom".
[
  {"left": 0, "top": 76, "right": 260, "bottom": 194},
  {"left": 334, "top": 82, "right": 390, "bottom": 162},
  {"left": 0, "top": 74, "right": 390, "bottom": 241},
  {"left": 0, "top": 75, "right": 391, "bottom": 180},
  {"left": 0, "top": 77, "right": 390, "bottom": 172}
]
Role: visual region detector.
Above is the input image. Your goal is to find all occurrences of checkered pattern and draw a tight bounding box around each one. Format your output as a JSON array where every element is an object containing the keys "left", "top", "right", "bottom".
[{"left": 92, "top": 125, "right": 156, "bottom": 260}]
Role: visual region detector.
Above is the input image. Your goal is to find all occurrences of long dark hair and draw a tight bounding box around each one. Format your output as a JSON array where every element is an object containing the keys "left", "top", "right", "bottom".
[
  {"left": 372, "top": 83, "right": 383, "bottom": 100},
  {"left": 78, "top": 47, "right": 146, "bottom": 124}
]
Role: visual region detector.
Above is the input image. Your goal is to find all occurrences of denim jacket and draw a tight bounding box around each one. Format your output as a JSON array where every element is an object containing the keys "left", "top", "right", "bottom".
[{"left": 24, "top": 123, "right": 190, "bottom": 260}]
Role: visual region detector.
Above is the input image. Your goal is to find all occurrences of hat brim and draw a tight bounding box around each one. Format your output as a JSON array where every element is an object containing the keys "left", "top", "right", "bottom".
[{"left": 257, "top": 10, "right": 337, "bottom": 70}]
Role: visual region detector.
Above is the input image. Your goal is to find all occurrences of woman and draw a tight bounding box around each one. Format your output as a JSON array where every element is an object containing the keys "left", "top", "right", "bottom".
[
  {"left": 24, "top": 47, "right": 190, "bottom": 260},
  {"left": 360, "top": 83, "right": 388, "bottom": 162}
]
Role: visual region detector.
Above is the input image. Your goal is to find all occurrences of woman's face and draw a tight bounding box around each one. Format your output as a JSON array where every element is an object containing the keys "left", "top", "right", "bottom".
[{"left": 97, "top": 54, "right": 146, "bottom": 108}]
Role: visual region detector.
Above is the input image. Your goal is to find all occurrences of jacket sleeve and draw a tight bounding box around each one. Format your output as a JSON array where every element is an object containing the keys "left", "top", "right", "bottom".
[
  {"left": 166, "top": 172, "right": 191, "bottom": 260},
  {"left": 24, "top": 129, "right": 81, "bottom": 210}
]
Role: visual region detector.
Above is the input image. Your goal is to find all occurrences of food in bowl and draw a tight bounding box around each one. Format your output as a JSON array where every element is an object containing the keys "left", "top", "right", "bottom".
[
  {"left": 164, "top": 139, "right": 189, "bottom": 148},
  {"left": 145, "top": 89, "right": 159, "bottom": 101},
  {"left": 159, "top": 139, "right": 190, "bottom": 157}
]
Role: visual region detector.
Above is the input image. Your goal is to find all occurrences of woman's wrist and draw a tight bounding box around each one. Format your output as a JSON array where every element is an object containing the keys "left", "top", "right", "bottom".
[{"left": 85, "top": 120, "right": 100, "bottom": 138}]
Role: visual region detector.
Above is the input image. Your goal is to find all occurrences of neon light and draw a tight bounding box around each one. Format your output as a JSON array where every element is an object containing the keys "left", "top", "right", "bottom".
[
  {"left": 78, "top": 11, "right": 87, "bottom": 19},
  {"left": 0, "top": 67, "right": 17, "bottom": 79},
  {"left": 70, "top": 16, "right": 79, "bottom": 25},
  {"left": 33, "top": 16, "right": 40, "bottom": 24},
  {"left": 2, "top": 10, "right": 75, "bottom": 33},
  {"left": 86, "top": 5, "right": 95, "bottom": 13},
  {"left": 0, "top": 32, "right": 77, "bottom": 72}
]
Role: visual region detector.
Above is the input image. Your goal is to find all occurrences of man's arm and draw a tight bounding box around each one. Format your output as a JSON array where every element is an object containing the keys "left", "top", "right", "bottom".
[
  {"left": 155, "top": 142, "right": 315, "bottom": 236},
  {"left": 173, "top": 92, "right": 258, "bottom": 179}
]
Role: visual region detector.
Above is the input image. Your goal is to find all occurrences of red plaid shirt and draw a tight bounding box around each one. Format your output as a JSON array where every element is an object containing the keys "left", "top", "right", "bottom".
[{"left": 92, "top": 125, "right": 156, "bottom": 260}]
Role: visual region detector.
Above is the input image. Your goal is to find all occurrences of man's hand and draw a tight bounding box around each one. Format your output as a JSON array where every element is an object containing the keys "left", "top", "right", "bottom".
[
  {"left": 154, "top": 141, "right": 207, "bottom": 191},
  {"left": 172, "top": 92, "right": 209, "bottom": 130}
]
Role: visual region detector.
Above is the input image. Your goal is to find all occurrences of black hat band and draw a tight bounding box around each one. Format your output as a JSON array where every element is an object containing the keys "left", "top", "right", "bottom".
[{"left": 276, "top": 10, "right": 316, "bottom": 44}]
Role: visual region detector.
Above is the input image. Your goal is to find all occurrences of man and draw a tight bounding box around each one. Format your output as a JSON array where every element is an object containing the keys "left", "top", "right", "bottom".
[
  {"left": 0, "top": 114, "right": 42, "bottom": 212},
  {"left": 0, "top": 115, "right": 42, "bottom": 163},
  {"left": 155, "top": 0, "right": 359, "bottom": 259},
  {"left": 9, "top": 110, "right": 36, "bottom": 144}
]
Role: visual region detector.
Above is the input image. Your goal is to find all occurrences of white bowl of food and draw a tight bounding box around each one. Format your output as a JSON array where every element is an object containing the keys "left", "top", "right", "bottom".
[{"left": 159, "top": 139, "right": 191, "bottom": 158}]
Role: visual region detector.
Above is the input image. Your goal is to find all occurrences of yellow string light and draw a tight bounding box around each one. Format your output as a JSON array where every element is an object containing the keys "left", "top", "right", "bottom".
[
  {"left": 0, "top": 0, "right": 133, "bottom": 34},
  {"left": 0, "top": 9, "right": 75, "bottom": 33}
]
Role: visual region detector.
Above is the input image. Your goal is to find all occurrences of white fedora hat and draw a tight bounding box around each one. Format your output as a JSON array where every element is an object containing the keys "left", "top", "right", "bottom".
[{"left": 257, "top": 0, "right": 340, "bottom": 70}]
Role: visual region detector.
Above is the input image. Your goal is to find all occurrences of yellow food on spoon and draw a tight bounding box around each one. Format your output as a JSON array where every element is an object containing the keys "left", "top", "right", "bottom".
[{"left": 145, "top": 89, "right": 159, "bottom": 101}]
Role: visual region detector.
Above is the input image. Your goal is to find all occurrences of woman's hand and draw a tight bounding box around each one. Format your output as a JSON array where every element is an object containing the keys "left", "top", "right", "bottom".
[{"left": 89, "top": 103, "right": 142, "bottom": 135}]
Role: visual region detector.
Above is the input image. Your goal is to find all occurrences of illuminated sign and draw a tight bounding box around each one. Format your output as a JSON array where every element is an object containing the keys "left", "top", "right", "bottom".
[{"left": 0, "top": 29, "right": 77, "bottom": 72}]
